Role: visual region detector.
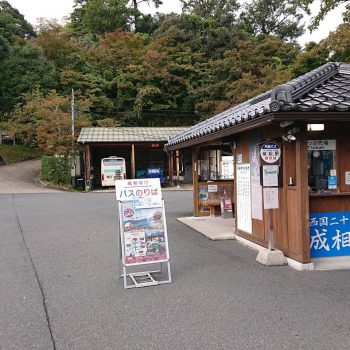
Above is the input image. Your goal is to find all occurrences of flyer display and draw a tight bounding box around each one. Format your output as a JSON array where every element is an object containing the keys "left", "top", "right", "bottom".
[{"left": 120, "top": 202, "right": 168, "bottom": 265}]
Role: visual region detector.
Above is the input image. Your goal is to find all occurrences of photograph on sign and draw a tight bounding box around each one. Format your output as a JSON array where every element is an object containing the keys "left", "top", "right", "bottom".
[
  {"left": 260, "top": 141, "right": 281, "bottom": 164},
  {"left": 263, "top": 187, "right": 279, "bottom": 209},
  {"left": 115, "top": 178, "right": 162, "bottom": 208},
  {"left": 262, "top": 165, "right": 279, "bottom": 187},
  {"left": 120, "top": 202, "right": 169, "bottom": 266}
]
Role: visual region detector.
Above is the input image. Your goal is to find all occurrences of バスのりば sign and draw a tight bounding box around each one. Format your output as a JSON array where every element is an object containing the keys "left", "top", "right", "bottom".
[{"left": 115, "top": 178, "right": 162, "bottom": 208}]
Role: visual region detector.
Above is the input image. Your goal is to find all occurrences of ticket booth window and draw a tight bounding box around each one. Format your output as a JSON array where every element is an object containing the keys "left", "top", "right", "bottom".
[{"left": 307, "top": 140, "right": 337, "bottom": 192}]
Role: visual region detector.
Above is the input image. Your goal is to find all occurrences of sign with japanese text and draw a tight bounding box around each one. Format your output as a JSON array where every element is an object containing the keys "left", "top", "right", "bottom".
[
  {"left": 263, "top": 188, "right": 279, "bottom": 209},
  {"left": 327, "top": 176, "right": 337, "bottom": 190},
  {"left": 309, "top": 212, "right": 350, "bottom": 258},
  {"left": 115, "top": 178, "right": 162, "bottom": 209},
  {"left": 120, "top": 202, "right": 169, "bottom": 265},
  {"left": 236, "top": 164, "right": 252, "bottom": 234},
  {"left": 307, "top": 140, "right": 336, "bottom": 151},
  {"left": 262, "top": 165, "right": 279, "bottom": 187},
  {"left": 260, "top": 141, "right": 281, "bottom": 164}
]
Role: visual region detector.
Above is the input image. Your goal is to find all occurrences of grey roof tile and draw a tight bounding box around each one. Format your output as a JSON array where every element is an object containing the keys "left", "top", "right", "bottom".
[{"left": 77, "top": 127, "right": 188, "bottom": 143}]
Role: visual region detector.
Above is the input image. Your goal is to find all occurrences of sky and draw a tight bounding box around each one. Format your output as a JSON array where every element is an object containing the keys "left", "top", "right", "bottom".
[{"left": 6, "top": 0, "right": 347, "bottom": 46}]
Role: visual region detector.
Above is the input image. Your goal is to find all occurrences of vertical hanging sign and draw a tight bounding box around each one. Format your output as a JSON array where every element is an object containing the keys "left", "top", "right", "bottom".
[{"left": 236, "top": 164, "right": 252, "bottom": 234}]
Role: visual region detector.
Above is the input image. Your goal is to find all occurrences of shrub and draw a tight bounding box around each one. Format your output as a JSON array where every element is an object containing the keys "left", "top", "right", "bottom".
[{"left": 41, "top": 155, "right": 71, "bottom": 186}]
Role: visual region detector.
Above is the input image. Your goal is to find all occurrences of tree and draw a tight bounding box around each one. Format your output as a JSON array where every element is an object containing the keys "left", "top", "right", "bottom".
[
  {"left": 180, "top": 0, "right": 239, "bottom": 26},
  {"left": 5, "top": 89, "right": 91, "bottom": 154},
  {"left": 69, "top": 0, "right": 132, "bottom": 35},
  {"left": 0, "top": 0, "right": 35, "bottom": 41},
  {"left": 0, "top": 42, "right": 58, "bottom": 114},
  {"left": 239, "top": 0, "right": 305, "bottom": 41},
  {"left": 297, "top": 0, "right": 350, "bottom": 30}
]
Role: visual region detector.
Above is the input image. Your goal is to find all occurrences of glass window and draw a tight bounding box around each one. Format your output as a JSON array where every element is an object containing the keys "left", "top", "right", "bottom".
[
  {"left": 307, "top": 140, "right": 336, "bottom": 191},
  {"left": 103, "top": 158, "right": 124, "bottom": 166}
]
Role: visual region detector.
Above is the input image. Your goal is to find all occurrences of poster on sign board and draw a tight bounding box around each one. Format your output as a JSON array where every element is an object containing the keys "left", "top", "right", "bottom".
[{"left": 120, "top": 202, "right": 168, "bottom": 266}]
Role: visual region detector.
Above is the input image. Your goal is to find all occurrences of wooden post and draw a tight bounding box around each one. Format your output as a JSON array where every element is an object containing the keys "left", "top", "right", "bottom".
[
  {"left": 296, "top": 127, "right": 311, "bottom": 262},
  {"left": 192, "top": 147, "right": 200, "bottom": 216},
  {"left": 85, "top": 144, "right": 91, "bottom": 190},
  {"left": 131, "top": 144, "right": 135, "bottom": 179},
  {"left": 168, "top": 151, "right": 174, "bottom": 185},
  {"left": 176, "top": 149, "right": 180, "bottom": 188}
]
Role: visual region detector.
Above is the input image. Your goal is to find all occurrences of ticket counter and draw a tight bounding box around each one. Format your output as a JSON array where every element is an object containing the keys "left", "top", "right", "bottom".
[{"left": 193, "top": 146, "right": 234, "bottom": 217}]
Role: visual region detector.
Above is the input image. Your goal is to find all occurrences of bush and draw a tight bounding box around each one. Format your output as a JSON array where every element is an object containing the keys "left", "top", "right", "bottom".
[
  {"left": 41, "top": 155, "right": 71, "bottom": 186},
  {"left": 0, "top": 145, "right": 41, "bottom": 164}
]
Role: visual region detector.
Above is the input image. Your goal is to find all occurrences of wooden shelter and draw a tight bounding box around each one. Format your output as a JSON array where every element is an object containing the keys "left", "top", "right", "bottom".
[
  {"left": 77, "top": 127, "right": 190, "bottom": 189},
  {"left": 165, "top": 62, "right": 350, "bottom": 264}
]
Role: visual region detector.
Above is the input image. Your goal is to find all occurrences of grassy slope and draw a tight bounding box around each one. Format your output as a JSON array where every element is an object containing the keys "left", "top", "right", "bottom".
[{"left": 0, "top": 144, "right": 41, "bottom": 164}]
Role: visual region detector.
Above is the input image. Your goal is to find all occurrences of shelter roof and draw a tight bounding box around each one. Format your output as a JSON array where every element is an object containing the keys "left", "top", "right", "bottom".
[
  {"left": 166, "top": 62, "right": 350, "bottom": 150},
  {"left": 77, "top": 127, "right": 188, "bottom": 144}
]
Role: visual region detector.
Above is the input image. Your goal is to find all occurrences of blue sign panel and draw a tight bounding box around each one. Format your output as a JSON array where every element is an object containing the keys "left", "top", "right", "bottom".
[
  {"left": 310, "top": 212, "right": 350, "bottom": 258},
  {"left": 327, "top": 176, "right": 337, "bottom": 189}
]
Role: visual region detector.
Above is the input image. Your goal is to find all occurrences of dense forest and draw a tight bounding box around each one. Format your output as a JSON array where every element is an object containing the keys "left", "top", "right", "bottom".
[{"left": 0, "top": 0, "right": 349, "bottom": 154}]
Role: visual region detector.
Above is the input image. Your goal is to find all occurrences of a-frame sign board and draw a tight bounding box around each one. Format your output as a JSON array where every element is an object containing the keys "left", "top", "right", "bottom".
[{"left": 115, "top": 178, "right": 171, "bottom": 289}]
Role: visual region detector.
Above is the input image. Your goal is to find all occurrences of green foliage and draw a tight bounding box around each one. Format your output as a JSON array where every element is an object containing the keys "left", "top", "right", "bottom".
[
  {"left": 180, "top": 0, "right": 239, "bottom": 25},
  {"left": 239, "top": 0, "right": 306, "bottom": 41},
  {"left": 41, "top": 155, "right": 71, "bottom": 185},
  {"left": 0, "top": 42, "right": 57, "bottom": 113},
  {"left": 0, "top": 1, "right": 35, "bottom": 41},
  {"left": 5, "top": 89, "right": 91, "bottom": 155},
  {"left": 70, "top": 0, "right": 132, "bottom": 35},
  {"left": 297, "top": 0, "right": 350, "bottom": 31},
  {"left": 0, "top": 144, "right": 41, "bottom": 164}
]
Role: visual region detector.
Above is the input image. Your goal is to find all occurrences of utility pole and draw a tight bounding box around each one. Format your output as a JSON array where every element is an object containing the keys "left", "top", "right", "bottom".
[
  {"left": 71, "top": 88, "right": 75, "bottom": 151},
  {"left": 71, "top": 89, "right": 76, "bottom": 187}
]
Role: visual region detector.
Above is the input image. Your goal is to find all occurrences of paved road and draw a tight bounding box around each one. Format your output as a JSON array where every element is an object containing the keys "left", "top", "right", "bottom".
[
  {"left": 0, "top": 159, "right": 59, "bottom": 193},
  {"left": 1, "top": 190, "right": 350, "bottom": 350}
]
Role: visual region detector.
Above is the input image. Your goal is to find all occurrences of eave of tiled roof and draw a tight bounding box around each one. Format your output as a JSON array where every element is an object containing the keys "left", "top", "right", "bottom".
[{"left": 165, "top": 62, "right": 350, "bottom": 150}]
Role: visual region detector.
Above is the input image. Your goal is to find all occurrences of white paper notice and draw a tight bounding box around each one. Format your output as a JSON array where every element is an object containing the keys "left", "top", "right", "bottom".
[
  {"left": 262, "top": 165, "right": 279, "bottom": 187},
  {"left": 208, "top": 184, "right": 218, "bottom": 193},
  {"left": 236, "top": 164, "right": 252, "bottom": 234},
  {"left": 346, "top": 171, "right": 350, "bottom": 185},
  {"left": 263, "top": 188, "right": 279, "bottom": 209}
]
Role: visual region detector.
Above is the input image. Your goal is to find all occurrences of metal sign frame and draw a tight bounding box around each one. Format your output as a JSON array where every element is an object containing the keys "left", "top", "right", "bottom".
[{"left": 117, "top": 199, "right": 171, "bottom": 289}]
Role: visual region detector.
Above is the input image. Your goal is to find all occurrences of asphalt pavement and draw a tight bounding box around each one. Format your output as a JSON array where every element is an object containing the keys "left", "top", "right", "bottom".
[
  {"left": 1, "top": 190, "right": 350, "bottom": 349},
  {"left": 0, "top": 159, "right": 59, "bottom": 193}
]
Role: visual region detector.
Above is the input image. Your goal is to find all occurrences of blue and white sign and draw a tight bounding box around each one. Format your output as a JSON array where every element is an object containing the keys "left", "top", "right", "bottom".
[
  {"left": 327, "top": 176, "right": 337, "bottom": 189},
  {"left": 310, "top": 212, "right": 350, "bottom": 258},
  {"left": 260, "top": 141, "right": 281, "bottom": 164}
]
